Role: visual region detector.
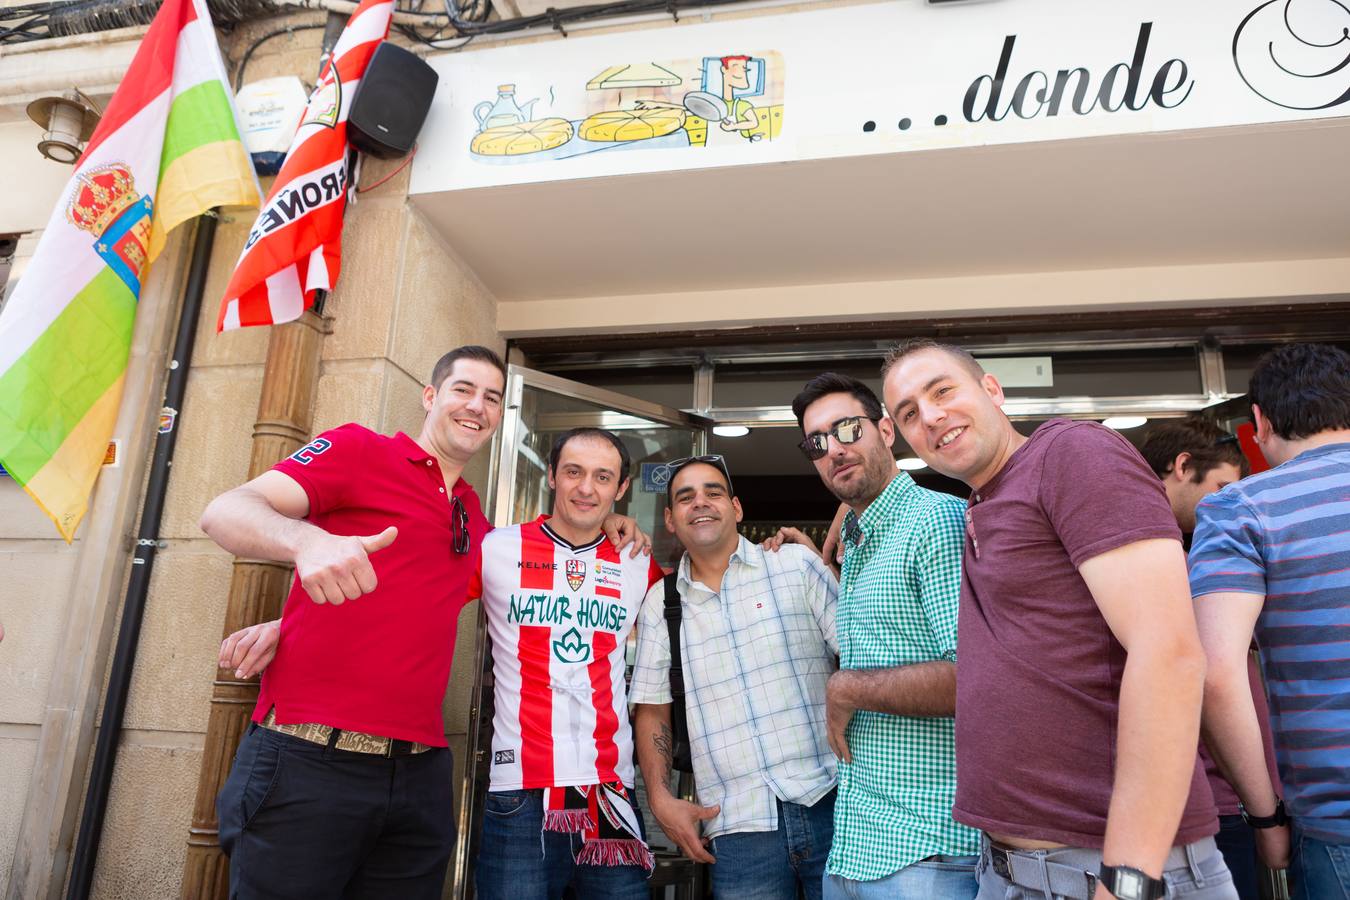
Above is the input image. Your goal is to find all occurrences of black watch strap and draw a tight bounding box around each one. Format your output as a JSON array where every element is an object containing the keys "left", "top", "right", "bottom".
[
  {"left": 1098, "top": 864, "right": 1167, "bottom": 900},
  {"left": 1240, "top": 797, "right": 1289, "bottom": 829}
]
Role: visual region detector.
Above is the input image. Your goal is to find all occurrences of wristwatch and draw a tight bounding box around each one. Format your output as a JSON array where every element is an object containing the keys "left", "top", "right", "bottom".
[
  {"left": 1240, "top": 797, "right": 1289, "bottom": 829},
  {"left": 1097, "top": 864, "right": 1166, "bottom": 900}
]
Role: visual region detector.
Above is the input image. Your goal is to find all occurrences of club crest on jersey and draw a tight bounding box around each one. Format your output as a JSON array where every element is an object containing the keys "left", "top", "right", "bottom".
[
  {"left": 552, "top": 627, "right": 591, "bottom": 664},
  {"left": 565, "top": 558, "right": 587, "bottom": 591}
]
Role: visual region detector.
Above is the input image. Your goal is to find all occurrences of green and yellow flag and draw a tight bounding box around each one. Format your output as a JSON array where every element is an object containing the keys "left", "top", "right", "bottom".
[{"left": 0, "top": 0, "right": 259, "bottom": 541}]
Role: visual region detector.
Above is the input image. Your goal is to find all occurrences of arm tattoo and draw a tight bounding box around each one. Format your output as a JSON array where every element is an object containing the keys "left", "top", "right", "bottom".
[{"left": 653, "top": 722, "right": 674, "bottom": 785}]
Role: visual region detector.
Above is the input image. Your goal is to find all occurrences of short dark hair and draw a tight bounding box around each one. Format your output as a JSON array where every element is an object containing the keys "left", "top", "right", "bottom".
[
  {"left": 664, "top": 457, "right": 735, "bottom": 508},
  {"left": 881, "top": 338, "right": 985, "bottom": 382},
  {"left": 548, "top": 427, "right": 631, "bottom": 482},
  {"left": 791, "top": 372, "right": 884, "bottom": 431},
  {"left": 1248, "top": 342, "right": 1350, "bottom": 440},
  {"left": 430, "top": 345, "right": 507, "bottom": 391},
  {"left": 1139, "top": 416, "right": 1249, "bottom": 482}
]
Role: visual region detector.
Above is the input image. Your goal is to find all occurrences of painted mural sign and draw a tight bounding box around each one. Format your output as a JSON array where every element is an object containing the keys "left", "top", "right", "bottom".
[
  {"left": 466, "top": 53, "right": 785, "bottom": 162},
  {"left": 413, "top": 0, "right": 1350, "bottom": 192}
]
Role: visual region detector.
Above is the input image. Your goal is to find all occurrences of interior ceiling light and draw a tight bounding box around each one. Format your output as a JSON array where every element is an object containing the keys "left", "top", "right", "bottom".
[
  {"left": 26, "top": 89, "right": 101, "bottom": 164},
  {"left": 1101, "top": 416, "right": 1149, "bottom": 431},
  {"left": 896, "top": 457, "right": 928, "bottom": 471},
  {"left": 712, "top": 425, "right": 750, "bottom": 438}
]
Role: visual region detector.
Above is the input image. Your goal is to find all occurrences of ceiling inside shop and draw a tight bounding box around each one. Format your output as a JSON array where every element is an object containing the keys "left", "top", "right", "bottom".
[{"left": 412, "top": 118, "right": 1350, "bottom": 303}]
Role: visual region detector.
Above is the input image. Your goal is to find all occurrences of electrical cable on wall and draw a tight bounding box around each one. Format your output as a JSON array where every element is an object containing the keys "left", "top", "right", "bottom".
[{"left": 2, "top": 0, "right": 761, "bottom": 45}]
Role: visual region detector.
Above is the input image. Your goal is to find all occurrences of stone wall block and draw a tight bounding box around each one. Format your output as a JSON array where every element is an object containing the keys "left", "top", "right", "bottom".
[
  {"left": 321, "top": 205, "right": 404, "bottom": 362},
  {"left": 122, "top": 548, "right": 233, "bottom": 734},
  {"left": 157, "top": 368, "right": 264, "bottom": 541},
  {"left": 90, "top": 743, "right": 201, "bottom": 900},
  {"left": 0, "top": 550, "right": 77, "bottom": 724},
  {"left": 389, "top": 210, "right": 502, "bottom": 383}
]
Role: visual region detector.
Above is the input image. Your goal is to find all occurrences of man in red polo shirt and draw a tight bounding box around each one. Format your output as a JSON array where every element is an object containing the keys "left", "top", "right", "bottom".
[{"left": 201, "top": 345, "right": 506, "bottom": 899}]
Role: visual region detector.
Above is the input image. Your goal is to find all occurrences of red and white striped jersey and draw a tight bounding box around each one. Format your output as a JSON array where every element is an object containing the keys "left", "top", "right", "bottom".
[{"left": 471, "top": 515, "right": 663, "bottom": 791}]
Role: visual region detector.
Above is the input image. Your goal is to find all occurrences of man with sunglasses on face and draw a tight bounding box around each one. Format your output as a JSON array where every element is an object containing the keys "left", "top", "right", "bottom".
[
  {"left": 203, "top": 351, "right": 648, "bottom": 899},
  {"left": 631, "top": 454, "right": 840, "bottom": 900},
  {"left": 788, "top": 373, "right": 980, "bottom": 899}
]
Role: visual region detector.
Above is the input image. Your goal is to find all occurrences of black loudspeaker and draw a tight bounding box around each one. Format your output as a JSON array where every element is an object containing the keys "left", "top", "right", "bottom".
[{"left": 348, "top": 43, "right": 439, "bottom": 159}]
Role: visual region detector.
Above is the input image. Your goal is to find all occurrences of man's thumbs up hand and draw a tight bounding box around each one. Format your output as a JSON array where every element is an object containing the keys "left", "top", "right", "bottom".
[
  {"left": 295, "top": 525, "right": 397, "bottom": 605},
  {"left": 360, "top": 526, "right": 398, "bottom": 554}
]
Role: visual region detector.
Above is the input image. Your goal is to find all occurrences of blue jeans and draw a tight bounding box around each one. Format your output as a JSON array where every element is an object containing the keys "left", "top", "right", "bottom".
[
  {"left": 824, "top": 853, "right": 978, "bottom": 900},
  {"left": 709, "top": 790, "right": 835, "bottom": 900},
  {"left": 474, "top": 788, "right": 649, "bottom": 900},
  {"left": 1292, "top": 830, "right": 1350, "bottom": 900}
]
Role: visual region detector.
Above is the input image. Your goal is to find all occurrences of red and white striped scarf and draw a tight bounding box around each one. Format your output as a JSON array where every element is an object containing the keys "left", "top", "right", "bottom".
[{"left": 543, "top": 782, "right": 654, "bottom": 871}]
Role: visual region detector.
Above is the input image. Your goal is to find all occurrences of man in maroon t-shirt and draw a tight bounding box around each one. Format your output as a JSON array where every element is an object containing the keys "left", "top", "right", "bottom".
[
  {"left": 882, "top": 339, "right": 1235, "bottom": 900},
  {"left": 201, "top": 345, "right": 508, "bottom": 899}
]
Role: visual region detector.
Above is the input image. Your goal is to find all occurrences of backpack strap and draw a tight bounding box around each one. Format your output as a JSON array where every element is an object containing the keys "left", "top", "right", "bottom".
[{"left": 662, "top": 572, "right": 694, "bottom": 772}]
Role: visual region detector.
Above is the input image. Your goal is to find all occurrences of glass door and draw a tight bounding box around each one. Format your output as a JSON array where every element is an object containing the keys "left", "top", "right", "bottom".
[{"left": 452, "top": 365, "right": 711, "bottom": 898}]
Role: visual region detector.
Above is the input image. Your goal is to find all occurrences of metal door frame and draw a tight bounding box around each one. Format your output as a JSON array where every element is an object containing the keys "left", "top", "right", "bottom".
[{"left": 451, "top": 365, "right": 710, "bottom": 899}]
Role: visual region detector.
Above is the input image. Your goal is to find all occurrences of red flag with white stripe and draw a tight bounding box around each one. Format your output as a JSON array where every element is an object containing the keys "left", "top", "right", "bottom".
[{"left": 216, "top": 0, "right": 393, "bottom": 331}]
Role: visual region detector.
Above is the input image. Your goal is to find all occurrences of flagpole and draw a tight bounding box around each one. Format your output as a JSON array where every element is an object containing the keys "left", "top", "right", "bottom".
[{"left": 65, "top": 211, "right": 220, "bottom": 900}]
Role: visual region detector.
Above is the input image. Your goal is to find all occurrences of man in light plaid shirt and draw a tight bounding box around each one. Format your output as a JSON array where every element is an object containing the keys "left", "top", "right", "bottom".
[
  {"left": 792, "top": 372, "right": 980, "bottom": 900},
  {"left": 632, "top": 454, "right": 840, "bottom": 900}
]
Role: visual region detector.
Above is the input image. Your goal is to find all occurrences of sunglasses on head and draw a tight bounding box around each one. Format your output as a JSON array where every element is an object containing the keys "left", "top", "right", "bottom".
[{"left": 798, "top": 415, "right": 879, "bottom": 461}]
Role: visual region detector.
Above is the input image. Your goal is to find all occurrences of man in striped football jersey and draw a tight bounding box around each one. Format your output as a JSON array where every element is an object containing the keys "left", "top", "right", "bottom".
[
  {"left": 472, "top": 427, "right": 664, "bottom": 900},
  {"left": 1190, "top": 342, "right": 1350, "bottom": 900}
]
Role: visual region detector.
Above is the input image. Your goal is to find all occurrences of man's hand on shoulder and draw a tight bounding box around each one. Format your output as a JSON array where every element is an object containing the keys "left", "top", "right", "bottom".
[
  {"left": 761, "top": 526, "right": 819, "bottom": 556},
  {"left": 649, "top": 792, "right": 719, "bottom": 864},
  {"left": 220, "top": 619, "right": 282, "bottom": 679},
  {"left": 295, "top": 526, "right": 398, "bottom": 605},
  {"left": 602, "top": 513, "right": 651, "bottom": 558}
]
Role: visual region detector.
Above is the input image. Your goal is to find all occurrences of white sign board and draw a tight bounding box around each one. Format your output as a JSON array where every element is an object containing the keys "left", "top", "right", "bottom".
[{"left": 411, "top": 0, "right": 1350, "bottom": 194}]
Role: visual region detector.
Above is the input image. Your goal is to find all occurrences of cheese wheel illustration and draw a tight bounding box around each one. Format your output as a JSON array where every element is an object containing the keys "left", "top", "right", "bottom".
[
  {"left": 578, "top": 108, "right": 686, "bottom": 142},
  {"left": 470, "top": 118, "right": 574, "bottom": 155}
]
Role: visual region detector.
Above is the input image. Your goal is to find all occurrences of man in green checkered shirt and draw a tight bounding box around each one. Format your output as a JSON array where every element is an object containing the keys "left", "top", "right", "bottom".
[{"left": 790, "top": 373, "right": 980, "bottom": 899}]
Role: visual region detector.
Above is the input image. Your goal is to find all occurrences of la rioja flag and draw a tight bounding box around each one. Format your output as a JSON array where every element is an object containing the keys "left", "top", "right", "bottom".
[
  {"left": 0, "top": 0, "right": 258, "bottom": 540},
  {"left": 217, "top": 0, "right": 393, "bottom": 331}
]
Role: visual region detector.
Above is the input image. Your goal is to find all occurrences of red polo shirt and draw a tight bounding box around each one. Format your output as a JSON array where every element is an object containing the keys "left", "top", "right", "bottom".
[{"left": 252, "top": 423, "right": 490, "bottom": 746}]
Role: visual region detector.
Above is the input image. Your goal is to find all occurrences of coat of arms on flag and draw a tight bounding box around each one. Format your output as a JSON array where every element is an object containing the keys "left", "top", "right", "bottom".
[{"left": 66, "top": 164, "right": 154, "bottom": 295}]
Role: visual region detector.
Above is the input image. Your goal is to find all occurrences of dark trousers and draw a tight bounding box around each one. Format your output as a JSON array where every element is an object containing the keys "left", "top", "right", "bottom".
[
  {"left": 218, "top": 724, "right": 456, "bottom": 900},
  {"left": 1215, "top": 813, "right": 1261, "bottom": 900}
]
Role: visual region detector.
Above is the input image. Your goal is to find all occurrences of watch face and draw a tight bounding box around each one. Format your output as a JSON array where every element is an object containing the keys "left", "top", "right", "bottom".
[{"left": 1117, "top": 869, "right": 1144, "bottom": 898}]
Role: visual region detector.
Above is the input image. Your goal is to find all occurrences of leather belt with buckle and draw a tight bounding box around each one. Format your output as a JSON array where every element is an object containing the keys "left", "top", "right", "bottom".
[
  {"left": 986, "top": 842, "right": 1098, "bottom": 900},
  {"left": 260, "top": 708, "right": 432, "bottom": 757}
]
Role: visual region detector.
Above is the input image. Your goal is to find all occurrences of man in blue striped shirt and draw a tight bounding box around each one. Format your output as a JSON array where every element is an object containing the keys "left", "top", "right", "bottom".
[{"left": 1189, "top": 342, "right": 1350, "bottom": 900}]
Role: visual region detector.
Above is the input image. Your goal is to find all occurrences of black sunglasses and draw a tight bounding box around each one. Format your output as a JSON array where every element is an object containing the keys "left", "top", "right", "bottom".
[
  {"left": 1214, "top": 433, "right": 1240, "bottom": 448},
  {"left": 798, "top": 416, "right": 879, "bottom": 461},
  {"left": 451, "top": 495, "right": 470, "bottom": 555}
]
